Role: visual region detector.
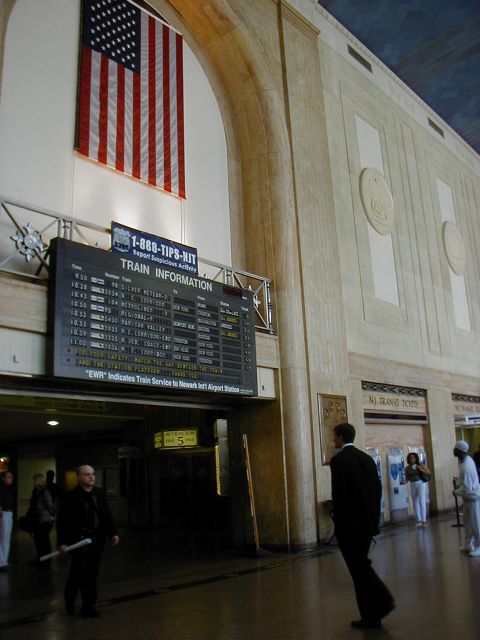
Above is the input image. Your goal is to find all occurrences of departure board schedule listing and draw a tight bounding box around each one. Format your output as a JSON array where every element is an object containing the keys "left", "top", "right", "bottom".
[{"left": 48, "top": 239, "right": 258, "bottom": 396}]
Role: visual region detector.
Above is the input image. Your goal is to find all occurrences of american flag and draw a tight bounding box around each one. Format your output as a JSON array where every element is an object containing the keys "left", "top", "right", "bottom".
[{"left": 77, "top": 0, "right": 185, "bottom": 198}]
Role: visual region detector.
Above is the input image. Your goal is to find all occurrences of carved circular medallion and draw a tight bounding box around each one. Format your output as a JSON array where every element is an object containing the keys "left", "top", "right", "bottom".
[
  {"left": 442, "top": 221, "right": 466, "bottom": 275},
  {"left": 359, "top": 168, "right": 395, "bottom": 235}
]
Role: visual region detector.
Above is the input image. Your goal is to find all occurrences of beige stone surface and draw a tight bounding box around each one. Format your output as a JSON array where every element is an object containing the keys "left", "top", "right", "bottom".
[
  {"left": 319, "top": 35, "right": 480, "bottom": 378},
  {"left": 426, "top": 387, "right": 459, "bottom": 513},
  {"left": 0, "top": 274, "right": 47, "bottom": 333},
  {"left": 0, "top": 0, "right": 478, "bottom": 551},
  {"left": 255, "top": 333, "right": 279, "bottom": 368},
  {"left": 0, "top": 0, "right": 15, "bottom": 106},
  {"left": 349, "top": 353, "right": 479, "bottom": 397}
]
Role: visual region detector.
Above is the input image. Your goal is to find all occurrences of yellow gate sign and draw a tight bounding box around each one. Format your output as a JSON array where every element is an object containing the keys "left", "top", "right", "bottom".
[{"left": 154, "top": 429, "right": 198, "bottom": 449}]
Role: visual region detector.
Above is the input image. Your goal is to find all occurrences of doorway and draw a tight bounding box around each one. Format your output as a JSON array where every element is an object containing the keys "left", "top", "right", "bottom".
[
  {"left": 366, "top": 423, "right": 429, "bottom": 523},
  {"left": 150, "top": 449, "right": 231, "bottom": 555}
]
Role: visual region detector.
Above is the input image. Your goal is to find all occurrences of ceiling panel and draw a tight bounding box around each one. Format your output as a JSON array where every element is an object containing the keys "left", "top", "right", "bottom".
[{"left": 318, "top": 0, "right": 480, "bottom": 154}]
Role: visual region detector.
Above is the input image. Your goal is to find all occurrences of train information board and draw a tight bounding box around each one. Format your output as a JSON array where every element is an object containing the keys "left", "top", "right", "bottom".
[{"left": 48, "top": 238, "right": 257, "bottom": 396}]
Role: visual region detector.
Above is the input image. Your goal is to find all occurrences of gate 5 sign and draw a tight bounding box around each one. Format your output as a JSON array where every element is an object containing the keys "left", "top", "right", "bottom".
[
  {"left": 154, "top": 429, "right": 198, "bottom": 449},
  {"left": 48, "top": 238, "right": 257, "bottom": 396}
]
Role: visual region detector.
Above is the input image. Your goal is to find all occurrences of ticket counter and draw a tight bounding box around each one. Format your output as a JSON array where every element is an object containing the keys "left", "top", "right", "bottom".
[{"left": 362, "top": 383, "right": 431, "bottom": 524}]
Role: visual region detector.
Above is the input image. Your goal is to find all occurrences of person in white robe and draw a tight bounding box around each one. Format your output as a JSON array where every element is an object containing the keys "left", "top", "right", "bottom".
[{"left": 453, "top": 440, "right": 480, "bottom": 557}]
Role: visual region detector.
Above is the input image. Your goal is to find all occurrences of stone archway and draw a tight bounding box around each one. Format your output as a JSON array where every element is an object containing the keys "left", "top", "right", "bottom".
[
  {"left": 154, "top": 1, "right": 293, "bottom": 278},
  {"left": 153, "top": 1, "right": 319, "bottom": 548},
  {"left": 0, "top": 0, "right": 318, "bottom": 548}
]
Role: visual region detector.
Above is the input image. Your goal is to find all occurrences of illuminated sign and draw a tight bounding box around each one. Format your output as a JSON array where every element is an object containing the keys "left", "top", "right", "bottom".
[
  {"left": 154, "top": 429, "right": 198, "bottom": 448},
  {"left": 48, "top": 238, "right": 257, "bottom": 396}
]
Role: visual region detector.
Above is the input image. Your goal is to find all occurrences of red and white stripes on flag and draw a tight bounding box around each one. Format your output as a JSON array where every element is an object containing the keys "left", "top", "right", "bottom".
[{"left": 77, "top": 0, "right": 185, "bottom": 199}]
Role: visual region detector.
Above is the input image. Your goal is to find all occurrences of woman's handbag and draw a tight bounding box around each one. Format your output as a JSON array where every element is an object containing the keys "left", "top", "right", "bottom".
[
  {"left": 18, "top": 509, "right": 36, "bottom": 533},
  {"left": 418, "top": 469, "right": 430, "bottom": 483}
]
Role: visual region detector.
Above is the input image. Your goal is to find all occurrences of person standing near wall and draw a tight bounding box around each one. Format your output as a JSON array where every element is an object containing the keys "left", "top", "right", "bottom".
[
  {"left": 29, "top": 473, "right": 55, "bottom": 565},
  {"left": 405, "top": 452, "right": 431, "bottom": 527},
  {"left": 0, "top": 471, "right": 14, "bottom": 571},
  {"left": 453, "top": 441, "right": 480, "bottom": 557},
  {"left": 472, "top": 444, "right": 480, "bottom": 481},
  {"left": 46, "top": 469, "right": 62, "bottom": 503},
  {"left": 329, "top": 423, "right": 395, "bottom": 630},
  {"left": 57, "top": 465, "right": 119, "bottom": 618}
]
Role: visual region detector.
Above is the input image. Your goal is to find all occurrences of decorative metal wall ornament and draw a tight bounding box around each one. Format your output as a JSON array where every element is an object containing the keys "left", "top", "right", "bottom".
[
  {"left": 452, "top": 393, "right": 480, "bottom": 404},
  {"left": 362, "top": 381, "right": 426, "bottom": 397},
  {"left": 11, "top": 222, "right": 47, "bottom": 262},
  {"left": 318, "top": 394, "right": 348, "bottom": 465},
  {"left": 0, "top": 196, "right": 274, "bottom": 332}
]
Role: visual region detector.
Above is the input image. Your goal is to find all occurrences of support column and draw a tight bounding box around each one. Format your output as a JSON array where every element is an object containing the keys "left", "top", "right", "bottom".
[
  {"left": 0, "top": 0, "right": 15, "bottom": 106},
  {"left": 276, "top": 1, "right": 351, "bottom": 543},
  {"left": 426, "top": 387, "right": 458, "bottom": 513},
  {"left": 267, "top": 145, "right": 317, "bottom": 548}
]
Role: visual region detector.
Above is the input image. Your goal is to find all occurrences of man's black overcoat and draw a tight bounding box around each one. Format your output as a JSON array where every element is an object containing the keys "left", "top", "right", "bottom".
[
  {"left": 330, "top": 444, "right": 382, "bottom": 538},
  {"left": 57, "top": 485, "right": 117, "bottom": 546}
]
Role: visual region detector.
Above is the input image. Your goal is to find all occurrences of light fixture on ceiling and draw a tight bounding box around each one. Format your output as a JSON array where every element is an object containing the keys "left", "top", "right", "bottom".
[{"left": 47, "top": 420, "right": 60, "bottom": 427}]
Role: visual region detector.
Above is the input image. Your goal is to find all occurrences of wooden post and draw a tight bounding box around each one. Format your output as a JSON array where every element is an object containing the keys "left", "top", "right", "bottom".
[{"left": 242, "top": 433, "right": 260, "bottom": 553}]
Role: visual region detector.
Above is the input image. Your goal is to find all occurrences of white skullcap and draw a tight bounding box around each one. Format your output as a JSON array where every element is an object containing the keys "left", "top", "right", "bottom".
[{"left": 455, "top": 440, "right": 469, "bottom": 453}]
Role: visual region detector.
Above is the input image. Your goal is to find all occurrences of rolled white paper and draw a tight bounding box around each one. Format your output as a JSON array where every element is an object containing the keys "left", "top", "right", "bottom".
[{"left": 39, "top": 537, "right": 92, "bottom": 562}]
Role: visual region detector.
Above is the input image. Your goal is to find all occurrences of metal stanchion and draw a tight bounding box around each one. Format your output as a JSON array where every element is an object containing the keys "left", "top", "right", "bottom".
[{"left": 451, "top": 477, "right": 463, "bottom": 528}]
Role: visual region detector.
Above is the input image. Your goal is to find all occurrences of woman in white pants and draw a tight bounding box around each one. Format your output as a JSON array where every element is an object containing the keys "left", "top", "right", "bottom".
[
  {"left": 405, "top": 453, "right": 430, "bottom": 526},
  {"left": 0, "top": 471, "right": 15, "bottom": 570}
]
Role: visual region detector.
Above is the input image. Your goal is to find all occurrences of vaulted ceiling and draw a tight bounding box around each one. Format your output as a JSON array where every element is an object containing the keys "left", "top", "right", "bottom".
[{"left": 318, "top": 0, "right": 480, "bottom": 155}]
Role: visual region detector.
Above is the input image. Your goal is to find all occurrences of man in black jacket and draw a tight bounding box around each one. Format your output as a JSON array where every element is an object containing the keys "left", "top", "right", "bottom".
[
  {"left": 57, "top": 465, "right": 119, "bottom": 617},
  {"left": 330, "top": 423, "right": 394, "bottom": 630}
]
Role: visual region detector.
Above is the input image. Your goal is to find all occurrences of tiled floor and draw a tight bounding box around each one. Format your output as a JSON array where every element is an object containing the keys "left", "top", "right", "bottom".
[{"left": 0, "top": 512, "right": 478, "bottom": 639}]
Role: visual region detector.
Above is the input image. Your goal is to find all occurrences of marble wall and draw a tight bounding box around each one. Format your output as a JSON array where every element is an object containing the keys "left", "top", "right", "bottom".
[{"left": 0, "top": 0, "right": 478, "bottom": 547}]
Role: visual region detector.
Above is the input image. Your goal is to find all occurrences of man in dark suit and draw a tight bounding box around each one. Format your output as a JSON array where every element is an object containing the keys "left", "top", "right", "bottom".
[
  {"left": 330, "top": 422, "right": 394, "bottom": 629},
  {"left": 57, "top": 465, "right": 119, "bottom": 618}
]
